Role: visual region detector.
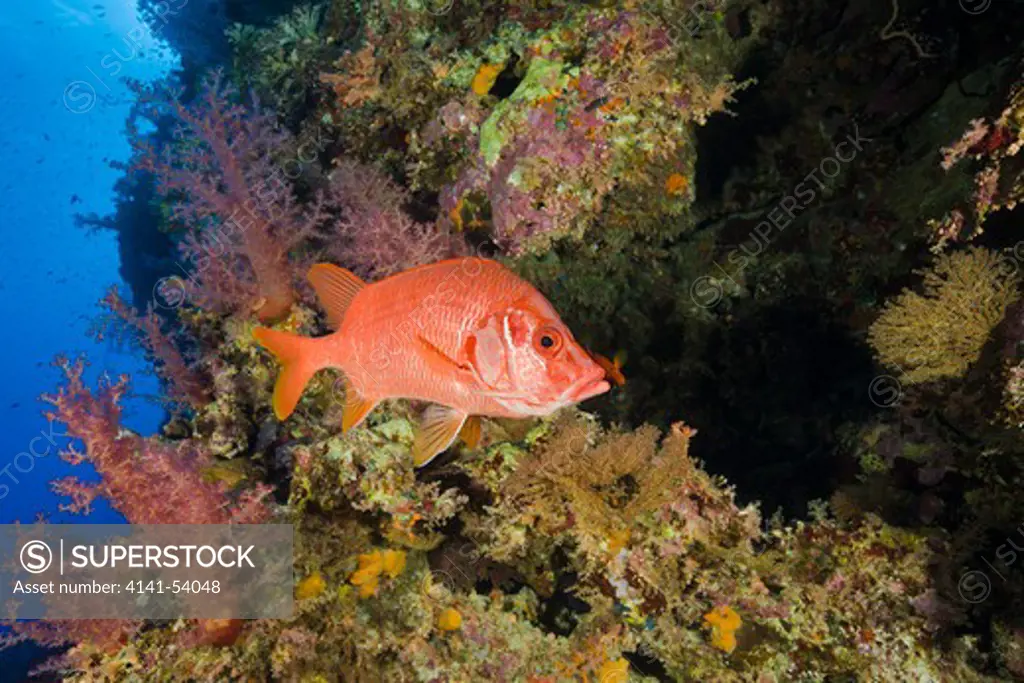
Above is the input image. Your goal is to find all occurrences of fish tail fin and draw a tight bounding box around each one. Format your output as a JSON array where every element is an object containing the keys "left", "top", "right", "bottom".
[{"left": 252, "top": 327, "right": 325, "bottom": 420}]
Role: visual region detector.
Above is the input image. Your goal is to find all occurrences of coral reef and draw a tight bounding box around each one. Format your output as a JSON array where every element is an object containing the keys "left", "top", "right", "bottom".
[
  {"left": 10, "top": 378, "right": 1000, "bottom": 679},
  {"left": 11, "top": 0, "right": 1024, "bottom": 680},
  {"left": 41, "top": 356, "right": 272, "bottom": 524},
  {"left": 932, "top": 72, "right": 1024, "bottom": 249}
]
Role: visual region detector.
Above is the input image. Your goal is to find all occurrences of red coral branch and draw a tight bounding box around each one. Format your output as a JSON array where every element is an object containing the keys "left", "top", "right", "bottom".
[{"left": 42, "top": 357, "right": 271, "bottom": 525}]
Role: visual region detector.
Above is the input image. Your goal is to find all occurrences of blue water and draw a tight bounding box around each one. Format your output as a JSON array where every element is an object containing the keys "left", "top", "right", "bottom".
[{"left": 0, "top": 1, "right": 179, "bottom": 674}]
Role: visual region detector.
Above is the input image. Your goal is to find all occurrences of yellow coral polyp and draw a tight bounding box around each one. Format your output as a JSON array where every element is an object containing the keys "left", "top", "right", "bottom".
[
  {"left": 449, "top": 198, "right": 465, "bottom": 231},
  {"left": 665, "top": 173, "right": 688, "bottom": 196},
  {"left": 349, "top": 550, "right": 407, "bottom": 599},
  {"left": 607, "top": 529, "right": 631, "bottom": 554},
  {"left": 471, "top": 63, "right": 504, "bottom": 95},
  {"left": 295, "top": 571, "right": 326, "bottom": 600},
  {"left": 437, "top": 607, "right": 462, "bottom": 631},
  {"left": 381, "top": 549, "right": 406, "bottom": 578},
  {"left": 598, "top": 657, "right": 629, "bottom": 682},
  {"left": 704, "top": 605, "right": 741, "bottom": 654},
  {"left": 348, "top": 567, "right": 379, "bottom": 599}
]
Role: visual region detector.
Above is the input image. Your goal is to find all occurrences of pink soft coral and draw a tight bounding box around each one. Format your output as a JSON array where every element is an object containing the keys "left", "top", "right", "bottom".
[
  {"left": 324, "top": 159, "right": 467, "bottom": 280},
  {"left": 5, "top": 358, "right": 269, "bottom": 656},
  {"left": 130, "top": 70, "right": 327, "bottom": 321},
  {"left": 43, "top": 357, "right": 271, "bottom": 524},
  {"left": 97, "top": 287, "right": 210, "bottom": 409}
]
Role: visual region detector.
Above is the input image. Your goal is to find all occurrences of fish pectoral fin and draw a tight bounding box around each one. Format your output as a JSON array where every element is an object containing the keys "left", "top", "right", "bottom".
[
  {"left": 307, "top": 263, "right": 366, "bottom": 330},
  {"left": 341, "top": 379, "right": 379, "bottom": 432},
  {"left": 416, "top": 335, "right": 472, "bottom": 374},
  {"left": 459, "top": 415, "right": 482, "bottom": 450},
  {"left": 413, "top": 405, "right": 468, "bottom": 467}
]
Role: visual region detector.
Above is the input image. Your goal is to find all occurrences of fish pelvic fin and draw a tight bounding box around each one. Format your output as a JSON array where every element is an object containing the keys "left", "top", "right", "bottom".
[
  {"left": 459, "top": 415, "right": 482, "bottom": 449},
  {"left": 413, "top": 405, "right": 468, "bottom": 467},
  {"left": 252, "top": 326, "right": 325, "bottom": 420},
  {"left": 307, "top": 263, "right": 366, "bottom": 330}
]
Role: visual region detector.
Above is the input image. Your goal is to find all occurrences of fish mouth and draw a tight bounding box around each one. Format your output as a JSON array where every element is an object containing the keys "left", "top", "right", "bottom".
[{"left": 567, "top": 373, "right": 611, "bottom": 404}]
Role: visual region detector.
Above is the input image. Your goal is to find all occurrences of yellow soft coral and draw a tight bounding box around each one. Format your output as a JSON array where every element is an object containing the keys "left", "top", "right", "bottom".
[
  {"left": 868, "top": 247, "right": 1019, "bottom": 383},
  {"left": 665, "top": 173, "right": 689, "bottom": 196},
  {"left": 437, "top": 607, "right": 463, "bottom": 631},
  {"left": 607, "top": 529, "right": 631, "bottom": 554},
  {"left": 704, "top": 605, "right": 741, "bottom": 653},
  {"left": 597, "top": 657, "right": 630, "bottom": 682},
  {"left": 295, "top": 571, "right": 325, "bottom": 600},
  {"left": 472, "top": 63, "right": 504, "bottom": 95},
  {"left": 349, "top": 550, "right": 407, "bottom": 598},
  {"left": 381, "top": 549, "right": 406, "bottom": 578}
]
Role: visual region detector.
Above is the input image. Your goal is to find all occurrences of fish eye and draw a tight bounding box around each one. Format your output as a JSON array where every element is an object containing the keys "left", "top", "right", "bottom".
[{"left": 533, "top": 327, "right": 563, "bottom": 355}]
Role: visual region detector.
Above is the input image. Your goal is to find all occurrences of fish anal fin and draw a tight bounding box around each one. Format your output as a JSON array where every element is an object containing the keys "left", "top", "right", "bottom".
[
  {"left": 413, "top": 405, "right": 467, "bottom": 467},
  {"left": 459, "top": 415, "right": 482, "bottom": 450},
  {"left": 340, "top": 378, "right": 379, "bottom": 432},
  {"left": 307, "top": 263, "right": 366, "bottom": 330}
]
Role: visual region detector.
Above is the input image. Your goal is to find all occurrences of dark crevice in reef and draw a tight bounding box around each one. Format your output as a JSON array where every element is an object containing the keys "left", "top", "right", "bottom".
[
  {"left": 688, "top": 299, "right": 878, "bottom": 516},
  {"left": 672, "top": 0, "right": 1024, "bottom": 520},
  {"left": 692, "top": 44, "right": 790, "bottom": 207},
  {"left": 490, "top": 55, "right": 524, "bottom": 100}
]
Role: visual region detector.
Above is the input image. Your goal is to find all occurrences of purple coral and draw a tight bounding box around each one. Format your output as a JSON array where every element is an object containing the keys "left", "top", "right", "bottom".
[
  {"left": 98, "top": 287, "right": 210, "bottom": 409},
  {"left": 439, "top": 95, "right": 611, "bottom": 254}
]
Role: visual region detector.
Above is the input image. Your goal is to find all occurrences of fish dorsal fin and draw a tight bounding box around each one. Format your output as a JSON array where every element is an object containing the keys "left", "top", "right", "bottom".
[
  {"left": 413, "top": 405, "right": 468, "bottom": 467},
  {"left": 459, "top": 415, "right": 482, "bottom": 450},
  {"left": 307, "top": 263, "right": 366, "bottom": 330},
  {"left": 340, "top": 377, "right": 379, "bottom": 432}
]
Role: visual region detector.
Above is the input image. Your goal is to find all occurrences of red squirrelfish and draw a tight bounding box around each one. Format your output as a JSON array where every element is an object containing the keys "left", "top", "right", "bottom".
[{"left": 252, "top": 257, "right": 611, "bottom": 466}]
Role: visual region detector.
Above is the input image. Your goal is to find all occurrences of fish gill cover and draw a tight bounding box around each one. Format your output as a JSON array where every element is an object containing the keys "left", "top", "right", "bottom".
[{"left": 5, "top": 0, "right": 1024, "bottom": 680}]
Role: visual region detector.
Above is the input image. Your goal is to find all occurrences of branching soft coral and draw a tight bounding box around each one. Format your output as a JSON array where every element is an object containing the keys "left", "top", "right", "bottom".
[
  {"left": 130, "top": 70, "right": 328, "bottom": 321},
  {"left": 868, "top": 247, "right": 1019, "bottom": 384},
  {"left": 1, "top": 619, "right": 142, "bottom": 662},
  {"left": 43, "top": 356, "right": 271, "bottom": 524},
  {"left": 6, "top": 359, "right": 269, "bottom": 658},
  {"left": 325, "top": 160, "right": 467, "bottom": 280},
  {"left": 97, "top": 287, "right": 210, "bottom": 410}
]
